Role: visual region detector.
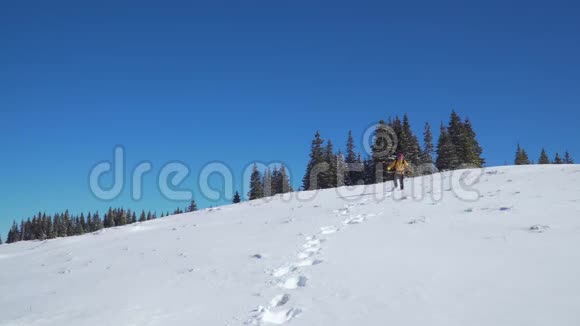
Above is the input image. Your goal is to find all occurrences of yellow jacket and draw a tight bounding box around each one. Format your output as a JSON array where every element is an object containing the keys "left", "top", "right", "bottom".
[{"left": 387, "top": 159, "right": 410, "bottom": 174}]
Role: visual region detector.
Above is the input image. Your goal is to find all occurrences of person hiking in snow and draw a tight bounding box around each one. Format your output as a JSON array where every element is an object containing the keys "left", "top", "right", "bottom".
[{"left": 387, "top": 153, "right": 411, "bottom": 190}]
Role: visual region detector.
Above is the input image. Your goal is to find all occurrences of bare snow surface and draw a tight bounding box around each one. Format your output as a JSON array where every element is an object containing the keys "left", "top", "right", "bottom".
[{"left": 2, "top": 165, "right": 580, "bottom": 326}]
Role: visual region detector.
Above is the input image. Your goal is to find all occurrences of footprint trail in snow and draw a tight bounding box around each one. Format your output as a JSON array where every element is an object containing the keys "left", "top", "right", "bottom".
[{"left": 244, "top": 196, "right": 380, "bottom": 325}]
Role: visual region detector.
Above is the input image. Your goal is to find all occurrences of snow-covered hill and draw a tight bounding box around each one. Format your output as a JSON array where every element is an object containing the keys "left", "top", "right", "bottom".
[{"left": 1, "top": 165, "right": 580, "bottom": 326}]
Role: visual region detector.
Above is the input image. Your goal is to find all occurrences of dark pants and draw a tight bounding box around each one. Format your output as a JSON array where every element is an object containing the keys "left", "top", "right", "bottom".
[{"left": 393, "top": 173, "right": 404, "bottom": 190}]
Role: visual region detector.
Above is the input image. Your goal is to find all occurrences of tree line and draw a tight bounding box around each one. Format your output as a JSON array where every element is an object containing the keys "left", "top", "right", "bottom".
[
  {"left": 248, "top": 165, "right": 294, "bottom": 200},
  {"left": 297, "top": 111, "right": 485, "bottom": 191},
  {"left": 3, "top": 201, "right": 202, "bottom": 245},
  {"left": 515, "top": 145, "right": 574, "bottom": 165}
]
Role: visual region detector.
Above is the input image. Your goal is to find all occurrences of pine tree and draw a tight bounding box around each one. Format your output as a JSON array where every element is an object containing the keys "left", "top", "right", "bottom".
[
  {"left": 271, "top": 166, "right": 281, "bottom": 195},
  {"left": 187, "top": 200, "right": 198, "bottom": 212},
  {"left": 554, "top": 153, "right": 563, "bottom": 164},
  {"left": 564, "top": 151, "right": 574, "bottom": 164},
  {"left": 248, "top": 163, "right": 264, "bottom": 200},
  {"left": 7, "top": 221, "right": 19, "bottom": 243},
  {"left": 362, "top": 156, "right": 377, "bottom": 185},
  {"left": 94, "top": 212, "right": 104, "bottom": 230},
  {"left": 371, "top": 120, "right": 391, "bottom": 183},
  {"left": 422, "top": 122, "right": 434, "bottom": 164},
  {"left": 47, "top": 215, "right": 55, "bottom": 238},
  {"left": 104, "top": 208, "right": 115, "bottom": 228},
  {"left": 262, "top": 167, "right": 273, "bottom": 197},
  {"left": 515, "top": 144, "right": 531, "bottom": 165},
  {"left": 323, "top": 139, "right": 337, "bottom": 188},
  {"left": 118, "top": 210, "right": 127, "bottom": 226},
  {"left": 0, "top": 234, "right": 2, "bottom": 245},
  {"left": 131, "top": 212, "right": 137, "bottom": 224},
  {"left": 351, "top": 154, "right": 364, "bottom": 185},
  {"left": 303, "top": 131, "right": 327, "bottom": 190},
  {"left": 539, "top": 148, "right": 550, "bottom": 164},
  {"left": 233, "top": 191, "right": 241, "bottom": 203},
  {"left": 435, "top": 124, "right": 459, "bottom": 171},
  {"left": 79, "top": 213, "right": 87, "bottom": 233},
  {"left": 279, "top": 165, "right": 293, "bottom": 193},
  {"left": 345, "top": 131, "right": 357, "bottom": 186},
  {"left": 399, "top": 114, "right": 422, "bottom": 165},
  {"left": 445, "top": 111, "right": 484, "bottom": 168},
  {"left": 463, "top": 118, "right": 485, "bottom": 167},
  {"left": 447, "top": 111, "right": 463, "bottom": 150},
  {"left": 139, "top": 211, "right": 147, "bottom": 222},
  {"left": 20, "top": 220, "right": 26, "bottom": 241},
  {"left": 336, "top": 151, "right": 348, "bottom": 187}
]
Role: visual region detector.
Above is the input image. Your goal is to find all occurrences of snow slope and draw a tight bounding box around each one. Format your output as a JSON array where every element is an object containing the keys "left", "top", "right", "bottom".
[{"left": 1, "top": 165, "right": 580, "bottom": 326}]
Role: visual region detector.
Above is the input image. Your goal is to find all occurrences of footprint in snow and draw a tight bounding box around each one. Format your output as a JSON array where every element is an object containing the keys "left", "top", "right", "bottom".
[
  {"left": 297, "top": 251, "right": 313, "bottom": 260},
  {"left": 529, "top": 225, "right": 550, "bottom": 233},
  {"left": 302, "top": 239, "right": 324, "bottom": 249},
  {"left": 294, "top": 259, "right": 323, "bottom": 267},
  {"left": 407, "top": 217, "right": 427, "bottom": 224},
  {"left": 320, "top": 226, "right": 339, "bottom": 235},
  {"left": 343, "top": 215, "right": 365, "bottom": 225},
  {"left": 269, "top": 294, "right": 290, "bottom": 307},
  {"left": 57, "top": 268, "right": 71, "bottom": 275},
  {"left": 272, "top": 266, "right": 296, "bottom": 278},
  {"left": 280, "top": 276, "right": 307, "bottom": 289},
  {"left": 261, "top": 307, "right": 301, "bottom": 325},
  {"left": 303, "top": 246, "right": 321, "bottom": 254}
]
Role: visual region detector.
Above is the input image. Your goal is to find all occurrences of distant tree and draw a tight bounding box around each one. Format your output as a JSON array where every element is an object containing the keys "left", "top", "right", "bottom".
[
  {"left": 139, "top": 210, "right": 146, "bottom": 222},
  {"left": 564, "top": 151, "right": 574, "bottom": 164},
  {"left": 553, "top": 153, "right": 563, "bottom": 164},
  {"left": 446, "top": 111, "right": 484, "bottom": 167},
  {"left": 94, "top": 212, "right": 104, "bottom": 230},
  {"left": 105, "top": 208, "right": 115, "bottom": 228},
  {"left": 362, "top": 156, "right": 377, "bottom": 185},
  {"left": 187, "top": 200, "right": 198, "bottom": 212},
  {"left": 7, "top": 221, "right": 19, "bottom": 243},
  {"left": 463, "top": 118, "right": 485, "bottom": 167},
  {"left": 344, "top": 130, "right": 357, "bottom": 186},
  {"left": 79, "top": 213, "right": 87, "bottom": 233},
  {"left": 0, "top": 234, "right": 2, "bottom": 245},
  {"left": 539, "top": 148, "right": 550, "bottom": 164},
  {"left": 233, "top": 191, "right": 241, "bottom": 204},
  {"left": 131, "top": 212, "right": 137, "bottom": 224},
  {"left": 421, "top": 122, "right": 434, "bottom": 164},
  {"left": 271, "top": 166, "right": 281, "bottom": 195},
  {"left": 19, "top": 220, "right": 26, "bottom": 241},
  {"left": 248, "top": 163, "right": 264, "bottom": 200},
  {"left": 279, "top": 165, "right": 293, "bottom": 193},
  {"left": 336, "top": 151, "right": 349, "bottom": 187},
  {"left": 262, "top": 167, "right": 273, "bottom": 197},
  {"left": 323, "top": 139, "right": 337, "bottom": 188},
  {"left": 371, "top": 120, "right": 391, "bottom": 183},
  {"left": 146, "top": 211, "right": 152, "bottom": 221},
  {"left": 303, "top": 131, "right": 327, "bottom": 190},
  {"left": 118, "top": 210, "right": 128, "bottom": 226},
  {"left": 514, "top": 144, "right": 531, "bottom": 165},
  {"left": 435, "top": 124, "right": 459, "bottom": 171},
  {"left": 46, "top": 214, "right": 55, "bottom": 238},
  {"left": 399, "top": 114, "right": 422, "bottom": 165}
]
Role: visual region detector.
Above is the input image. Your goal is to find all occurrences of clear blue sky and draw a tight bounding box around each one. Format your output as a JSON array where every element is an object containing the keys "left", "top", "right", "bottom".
[{"left": 1, "top": 0, "right": 579, "bottom": 237}]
